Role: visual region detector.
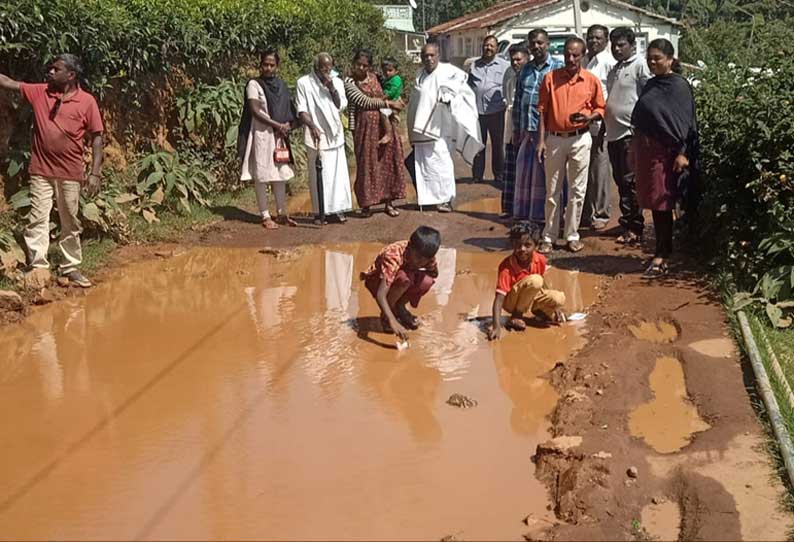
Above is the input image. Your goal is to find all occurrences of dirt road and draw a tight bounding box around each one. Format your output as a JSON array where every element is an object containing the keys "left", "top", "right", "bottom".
[
  {"left": 2, "top": 166, "right": 791, "bottom": 538},
  {"left": 187, "top": 176, "right": 792, "bottom": 539}
]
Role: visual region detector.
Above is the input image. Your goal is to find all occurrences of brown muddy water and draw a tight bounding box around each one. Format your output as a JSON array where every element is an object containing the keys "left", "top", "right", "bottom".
[
  {"left": 0, "top": 244, "right": 598, "bottom": 540},
  {"left": 629, "top": 356, "right": 710, "bottom": 454}
]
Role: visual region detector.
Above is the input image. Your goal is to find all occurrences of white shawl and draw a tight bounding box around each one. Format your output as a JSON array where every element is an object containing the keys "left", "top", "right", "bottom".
[{"left": 408, "top": 62, "right": 484, "bottom": 165}]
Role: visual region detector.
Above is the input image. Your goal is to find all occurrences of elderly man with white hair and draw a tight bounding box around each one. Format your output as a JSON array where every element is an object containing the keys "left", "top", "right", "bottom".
[
  {"left": 407, "top": 42, "right": 483, "bottom": 212},
  {"left": 296, "top": 52, "right": 352, "bottom": 224}
]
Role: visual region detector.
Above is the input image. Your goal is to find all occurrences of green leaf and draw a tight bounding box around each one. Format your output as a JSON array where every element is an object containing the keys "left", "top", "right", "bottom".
[
  {"left": 115, "top": 193, "right": 139, "bottom": 204},
  {"left": 141, "top": 208, "right": 158, "bottom": 224},
  {"left": 767, "top": 302, "right": 784, "bottom": 328},
  {"left": 150, "top": 186, "right": 165, "bottom": 205},
  {"left": 9, "top": 188, "right": 31, "bottom": 210},
  {"left": 81, "top": 202, "right": 103, "bottom": 224}
]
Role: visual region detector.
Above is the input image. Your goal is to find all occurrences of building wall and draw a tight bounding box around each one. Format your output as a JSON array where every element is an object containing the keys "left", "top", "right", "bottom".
[{"left": 438, "top": 0, "right": 680, "bottom": 67}]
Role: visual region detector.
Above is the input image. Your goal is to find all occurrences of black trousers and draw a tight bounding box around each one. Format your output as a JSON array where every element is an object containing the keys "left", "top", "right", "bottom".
[
  {"left": 652, "top": 210, "right": 674, "bottom": 258},
  {"left": 607, "top": 136, "right": 644, "bottom": 235},
  {"left": 472, "top": 111, "right": 505, "bottom": 182}
]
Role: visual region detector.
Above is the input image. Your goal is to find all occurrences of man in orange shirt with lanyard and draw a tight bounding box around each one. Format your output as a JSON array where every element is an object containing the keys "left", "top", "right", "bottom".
[
  {"left": 536, "top": 37, "right": 605, "bottom": 254},
  {"left": 0, "top": 54, "right": 104, "bottom": 287}
]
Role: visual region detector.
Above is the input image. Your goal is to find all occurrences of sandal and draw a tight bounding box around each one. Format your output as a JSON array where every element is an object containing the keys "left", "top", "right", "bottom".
[
  {"left": 335, "top": 213, "right": 347, "bottom": 224},
  {"left": 538, "top": 242, "right": 553, "bottom": 254},
  {"left": 506, "top": 317, "right": 527, "bottom": 331},
  {"left": 642, "top": 261, "right": 668, "bottom": 279},
  {"left": 359, "top": 207, "right": 372, "bottom": 218},
  {"left": 616, "top": 231, "right": 641, "bottom": 245},
  {"left": 261, "top": 217, "right": 279, "bottom": 230},
  {"left": 437, "top": 202, "right": 453, "bottom": 213},
  {"left": 275, "top": 215, "right": 297, "bottom": 227},
  {"left": 313, "top": 215, "right": 327, "bottom": 226},
  {"left": 385, "top": 204, "right": 400, "bottom": 217}
]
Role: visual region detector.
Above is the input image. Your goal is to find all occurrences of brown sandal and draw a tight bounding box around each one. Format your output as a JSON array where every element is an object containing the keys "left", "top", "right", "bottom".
[
  {"left": 262, "top": 217, "right": 279, "bottom": 230},
  {"left": 275, "top": 215, "right": 297, "bottom": 227}
]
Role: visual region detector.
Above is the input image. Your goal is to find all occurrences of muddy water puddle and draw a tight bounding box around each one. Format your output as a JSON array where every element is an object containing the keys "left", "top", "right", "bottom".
[
  {"left": 629, "top": 356, "right": 710, "bottom": 454},
  {"left": 628, "top": 320, "right": 679, "bottom": 343},
  {"left": 0, "top": 244, "right": 598, "bottom": 540}
]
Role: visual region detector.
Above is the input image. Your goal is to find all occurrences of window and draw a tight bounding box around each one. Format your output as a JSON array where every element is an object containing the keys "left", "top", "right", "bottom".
[
  {"left": 465, "top": 37, "right": 473, "bottom": 57},
  {"left": 458, "top": 37, "right": 464, "bottom": 55}
]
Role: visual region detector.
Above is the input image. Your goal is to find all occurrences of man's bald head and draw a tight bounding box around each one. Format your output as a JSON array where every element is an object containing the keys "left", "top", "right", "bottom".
[
  {"left": 420, "top": 42, "right": 440, "bottom": 73},
  {"left": 314, "top": 52, "right": 334, "bottom": 79}
]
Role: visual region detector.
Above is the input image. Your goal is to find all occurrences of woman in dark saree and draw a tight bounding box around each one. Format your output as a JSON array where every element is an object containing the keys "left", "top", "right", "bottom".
[
  {"left": 631, "top": 38, "right": 699, "bottom": 278},
  {"left": 344, "top": 49, "right": 406, "bottom": 218}
]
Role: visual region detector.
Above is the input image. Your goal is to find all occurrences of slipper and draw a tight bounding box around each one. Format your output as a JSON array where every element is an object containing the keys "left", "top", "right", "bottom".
[
  {"left": 617, "top": 231, "right": 641, "bottom": 245},
  {"left": 567, "top": 240, "right": 584, "bottom": 253},
  {"left": 506, "top": 317, "right": 527, "bottom": 331},
  {"left": 275, "top": 215, "right": 297, "bottom": 227},
  {"left": 538, "top": 242, "right": 553, "bottom": 254},
  {"left": 642, "top": 261, "right": 668, "bottom": 279},
  {"left": 385, "top": 205, "right": 400, "bottom": 217},
  {"left": 313, "top": 216, "right": 327, "bottom": 226},
  {"left": 261, "top": 217, "right": 279, "bottom": 230},
  {"left": 437, "top": 202, "right": 452, "bottom": 213},
  {"left": 335, "top": 213, "right": 347, "bottom": 224}
]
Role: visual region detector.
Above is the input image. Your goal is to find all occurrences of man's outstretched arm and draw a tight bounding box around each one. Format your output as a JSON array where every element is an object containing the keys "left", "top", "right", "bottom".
[{"left": 0, "top": 74, "right": 20, "bottom": 92}]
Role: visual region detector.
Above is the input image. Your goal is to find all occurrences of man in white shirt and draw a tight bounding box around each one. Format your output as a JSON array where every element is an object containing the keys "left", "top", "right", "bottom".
[
  {"left": 408, "top": 42, "right": 483, "bottom": 212},
  {"left": 582, "top": 24, "right": 616, "bottom": 231},
  {"left": 605, "top": 27, "right": 652, "bottom": 245},
  {"left": 296, "top": 52, "right": 352, "bottom": 224}
]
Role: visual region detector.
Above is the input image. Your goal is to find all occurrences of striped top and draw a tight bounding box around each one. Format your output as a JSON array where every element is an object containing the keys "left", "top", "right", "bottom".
[{"left": 343, "top": 76, "right": 388, "bottom": 132}]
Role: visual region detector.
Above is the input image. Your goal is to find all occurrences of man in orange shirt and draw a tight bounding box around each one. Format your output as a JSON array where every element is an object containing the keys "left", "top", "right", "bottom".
[{"left": 536, "top": 37, "right": 605, "bottom": 253}]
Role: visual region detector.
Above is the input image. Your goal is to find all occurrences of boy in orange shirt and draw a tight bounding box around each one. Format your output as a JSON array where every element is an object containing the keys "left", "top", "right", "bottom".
[{"left": 487, "top": 223, "right": 567, "bottom": 341}]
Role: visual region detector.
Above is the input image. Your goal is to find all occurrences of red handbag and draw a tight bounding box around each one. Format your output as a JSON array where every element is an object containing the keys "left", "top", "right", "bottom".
[{"left": 273, "top": 139, "right": 290, "bottom": 164}]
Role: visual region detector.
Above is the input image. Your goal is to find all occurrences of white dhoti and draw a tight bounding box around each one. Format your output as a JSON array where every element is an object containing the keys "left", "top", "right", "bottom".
[
  {"left": 307, "top": 145, "right": 352, "bottom": 215},
  {"left": 414, "top": 138, "right": 455, "bottom": 206}
]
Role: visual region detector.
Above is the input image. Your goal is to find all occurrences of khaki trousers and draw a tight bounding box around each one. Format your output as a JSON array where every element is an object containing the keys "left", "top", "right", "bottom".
[
  {"left": 503, "top": 275, "right": 566, "bottom": 318},
  {"left": 24, "top": 175, "right": 83, "bottom": 273},
  {"left": 542, "top": 132, "right": 592, "bottom": 243}
]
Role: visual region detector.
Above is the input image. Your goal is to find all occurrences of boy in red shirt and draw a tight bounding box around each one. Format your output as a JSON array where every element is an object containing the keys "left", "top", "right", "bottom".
[
  {"left": 487, "top": 222, "right": 566, "bottom": 341},
  {"left": 361, "top": 226, "right": 440, "bottom": 341}
]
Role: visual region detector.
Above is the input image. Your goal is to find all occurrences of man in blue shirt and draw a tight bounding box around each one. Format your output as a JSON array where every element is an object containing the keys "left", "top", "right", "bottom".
[
  {"left": 468, "top": 35, "right": 510, "bottom": 184},
  {"left": 512, "top": 28, "right": 564, "bottom": 223}
]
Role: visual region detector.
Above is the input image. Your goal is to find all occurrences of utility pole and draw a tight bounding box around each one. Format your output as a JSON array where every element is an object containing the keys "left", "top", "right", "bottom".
[{"left": 572, "top": 0, "right": 583, "bottom": 36}]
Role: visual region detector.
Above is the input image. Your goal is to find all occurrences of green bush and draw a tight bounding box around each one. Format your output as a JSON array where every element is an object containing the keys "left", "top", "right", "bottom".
[{"left": 692, "top": 20, "right": 794, "bottom": 326}]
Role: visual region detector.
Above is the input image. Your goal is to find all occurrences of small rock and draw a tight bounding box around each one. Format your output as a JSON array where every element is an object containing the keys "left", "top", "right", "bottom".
[
  {"left": 0, "top": 290, "right": 23, "bottom": 312},
  {"left": 627, "top": 466, "right": 639, "bottom": 479},
  {"left": 593, "top": 451, "right": 612, "bottom": 460},
  {"left": 546, "top": 504, "right": 553, "bottom": 511},
  {"left": 600, "top": 424, "right": 609, "bottom": 430},
  {"left": 537, "top": 436, "right": 583, "bottom": 454},
  {"left": 33, "top": 288, "right": 56, "bottom": 305},
  {"left": 56, "top": 276, "right": 70, "bottom": 287},
  {"left": 624, "top": 479, "right": 635, "bottom": 487},
  {"left": 154, "top": 250, "right": 174, "bottom": 258},
  {"left": 745, "top": 483, "right": 752, "bottom": 489},
  {"left": 440, "top": 536, "right": 460, "bottom": 542},
  {"left": 20, "top": 268, "right": 51, "bottom": 289},
  {"left": 652, "top": 496, "right": 667, "bottom": 505},
  {"left": 523, "top": 515, "right": 537, "bottom": 526},
  {"left": 446, "top": 394, "right": 478, "bottom": 408},
  {"left": 595, "top": 389, "right": 604, "bottom": 396},
  {"left": 564, "top": 390, "right": 587, "bottom": 403},
  {"left": 593, "top": 371, "right": 600, "bottom": 377},
  {"left": 601, "top": 362, "right": 609, "bottom": 369}
]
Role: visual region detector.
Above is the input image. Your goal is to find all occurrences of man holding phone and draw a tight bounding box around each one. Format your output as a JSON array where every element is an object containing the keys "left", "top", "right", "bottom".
[{"left": 535, "top": 37, "right": 605, "bottom": 253}]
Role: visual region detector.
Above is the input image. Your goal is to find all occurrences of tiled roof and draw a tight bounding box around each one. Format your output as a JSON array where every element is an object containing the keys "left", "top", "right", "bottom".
[{"left": 427, "top": 0, "right": 680, "bottom": 35}]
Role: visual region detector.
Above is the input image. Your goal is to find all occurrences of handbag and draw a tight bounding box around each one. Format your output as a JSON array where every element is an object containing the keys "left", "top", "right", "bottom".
[{"left": 273, "top": 138, "right": 291, "bottom": 164}]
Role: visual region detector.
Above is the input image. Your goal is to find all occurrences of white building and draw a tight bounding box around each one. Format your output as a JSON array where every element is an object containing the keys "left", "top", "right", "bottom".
[
  {"left": 428, "top": 0, "right": 682, "bottom": 67},
  {"left": 376, "top": 4, "right": 427, "bottom": 63}
]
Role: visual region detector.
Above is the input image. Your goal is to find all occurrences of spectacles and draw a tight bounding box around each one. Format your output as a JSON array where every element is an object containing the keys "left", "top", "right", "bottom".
[{"left": 49, "top": 97, "right": 62, "bottom": 121}]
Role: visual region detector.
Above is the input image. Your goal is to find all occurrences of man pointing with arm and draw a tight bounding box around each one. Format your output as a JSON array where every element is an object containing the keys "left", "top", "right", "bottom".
[{"left": 1, "top": 54, "right": 104, "bottom": 287}]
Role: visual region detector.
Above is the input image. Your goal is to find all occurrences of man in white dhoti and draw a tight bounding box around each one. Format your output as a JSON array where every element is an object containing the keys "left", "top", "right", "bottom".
[
  {"left": 296, "top": 52, "right": 352, "bottom": 224},
  {"left": 407, "top": 42, "right": 483, "bottom": 212}
]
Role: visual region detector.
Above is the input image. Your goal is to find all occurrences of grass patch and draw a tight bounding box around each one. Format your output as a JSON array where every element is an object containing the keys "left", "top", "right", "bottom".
[{"left": 745, "top": 313, "right": 794, "bottom": 510}]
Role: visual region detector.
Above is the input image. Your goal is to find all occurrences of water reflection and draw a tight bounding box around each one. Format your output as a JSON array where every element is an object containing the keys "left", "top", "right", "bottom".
[{"left": 0, "top": 245, "right": 597, "bottom": 540}]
